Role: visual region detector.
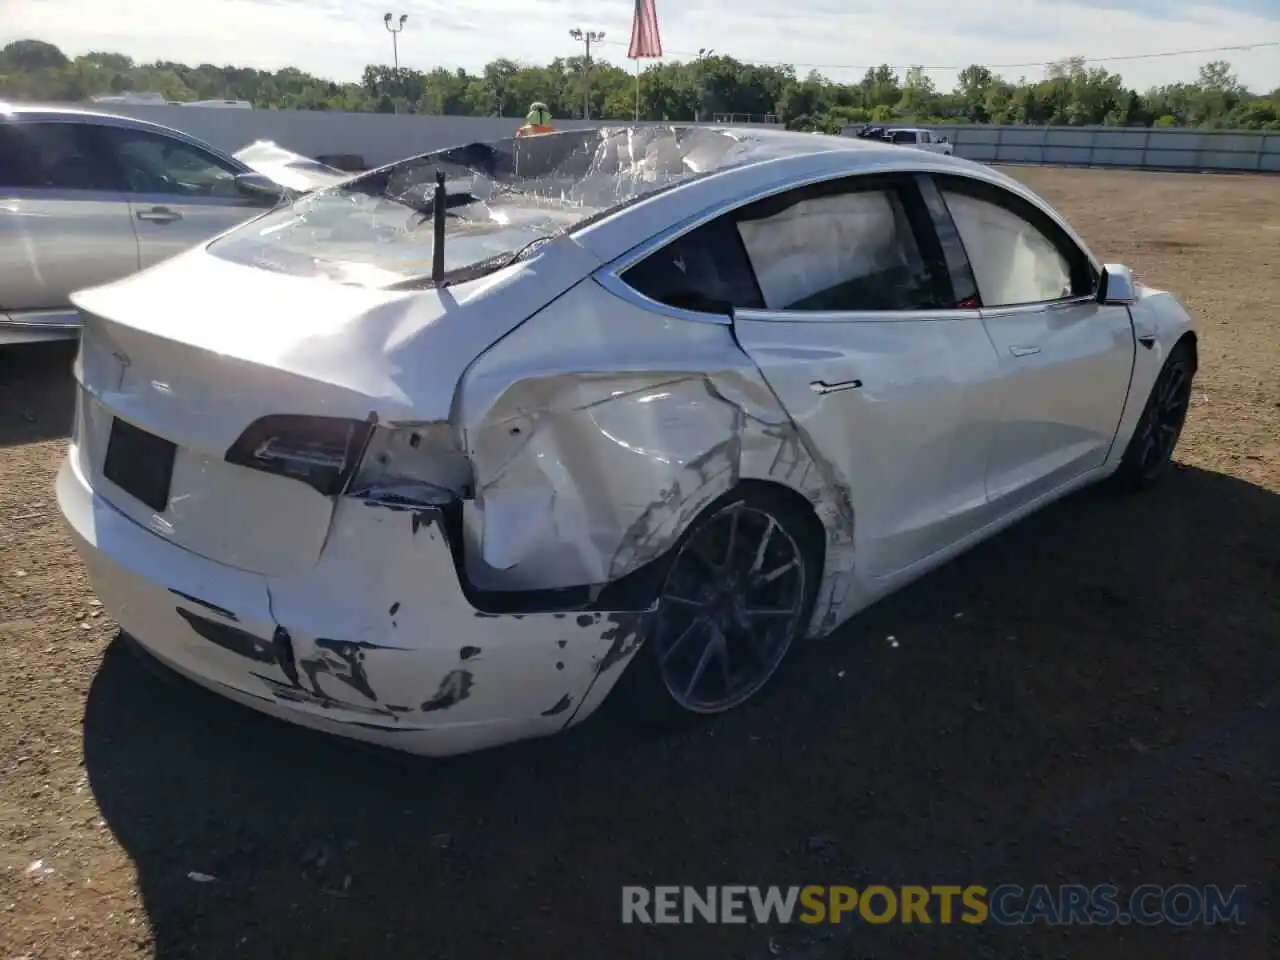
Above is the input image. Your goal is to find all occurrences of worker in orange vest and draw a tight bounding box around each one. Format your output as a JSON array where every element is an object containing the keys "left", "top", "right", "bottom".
[{"left": 517, "top": 101, "right": 555, "bottom": 137}]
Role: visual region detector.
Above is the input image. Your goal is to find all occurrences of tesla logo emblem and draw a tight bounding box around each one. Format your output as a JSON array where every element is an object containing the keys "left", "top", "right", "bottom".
[{"left": 112, "top": 351, "right": 132, "bottom": 391}]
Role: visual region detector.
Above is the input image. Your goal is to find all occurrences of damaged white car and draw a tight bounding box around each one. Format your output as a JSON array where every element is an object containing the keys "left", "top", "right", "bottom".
[{"left": 58, "top": 126, "right": 1198, "bottom": 756}]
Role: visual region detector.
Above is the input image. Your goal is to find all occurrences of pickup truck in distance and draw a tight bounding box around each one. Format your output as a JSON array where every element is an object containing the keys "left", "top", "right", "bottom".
[{"left": 885, "top": 128, "right": 954, "bottom": 155}]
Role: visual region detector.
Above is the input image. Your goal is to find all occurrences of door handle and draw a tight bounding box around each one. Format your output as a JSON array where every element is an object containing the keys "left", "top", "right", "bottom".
[
  {"left": 136, "top": 207, "right": 182, "bottom": 223},
  {"left": 1008, "top": 345, "right": 1041, "bottom": 358},
  {"left": 810, "top": 378, "right": 863, "bottom": 395}
]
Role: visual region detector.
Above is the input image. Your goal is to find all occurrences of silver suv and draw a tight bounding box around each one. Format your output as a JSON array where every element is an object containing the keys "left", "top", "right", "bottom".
[{"left": 0, "top": 104, "right": 285, "bottom": 344}]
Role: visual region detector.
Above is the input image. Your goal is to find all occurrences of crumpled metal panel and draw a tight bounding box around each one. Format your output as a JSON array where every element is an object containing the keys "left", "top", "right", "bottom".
[{"left": 457, "top": 279, "right": 856, "bottom": 637}]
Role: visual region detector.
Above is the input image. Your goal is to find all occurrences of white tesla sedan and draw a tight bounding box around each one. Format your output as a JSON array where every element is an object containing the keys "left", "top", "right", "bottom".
[{"left": 58, "top": 126, "right": 1198, "bottom": 756}]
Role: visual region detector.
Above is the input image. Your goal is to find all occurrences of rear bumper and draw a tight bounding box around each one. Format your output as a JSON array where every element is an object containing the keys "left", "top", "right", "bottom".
[{"left": 57, "top": 450, "right": 649, "bottom": 757}]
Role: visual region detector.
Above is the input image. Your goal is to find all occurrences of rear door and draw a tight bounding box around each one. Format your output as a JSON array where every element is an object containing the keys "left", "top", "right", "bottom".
[
  {"left": 722, "top": 173, "right": 1005, "bottom": 579},
  {"left": 90, "top": 124, "right": 272, "bottom": 268},
  {"left": 930, "top": 173, "right": 1134, "bottom": 511},
  {"left": 0, "top": 119, "right": 138, "bottom": 322}
]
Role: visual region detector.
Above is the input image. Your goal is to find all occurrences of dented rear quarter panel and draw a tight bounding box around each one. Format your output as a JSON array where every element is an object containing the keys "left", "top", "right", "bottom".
[{"left": 455, "top": 278, "right": 858, "bottom": 637}]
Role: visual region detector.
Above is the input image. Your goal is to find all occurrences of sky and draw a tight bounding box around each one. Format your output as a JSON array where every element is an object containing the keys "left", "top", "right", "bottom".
[{"left": 5, "top": 0, "right": 1279, "bottom": 93}]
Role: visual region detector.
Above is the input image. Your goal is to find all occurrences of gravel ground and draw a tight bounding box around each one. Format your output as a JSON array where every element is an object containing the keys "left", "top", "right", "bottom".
[{"left": 0, "top": 166, "right": 1277, "bottom": 960}]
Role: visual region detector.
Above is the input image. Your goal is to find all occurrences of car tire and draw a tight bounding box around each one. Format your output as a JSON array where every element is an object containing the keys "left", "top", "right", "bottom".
[
  {"left": 1112, "top": 341, "right": 1195, "bottom": 491},
  {"left": 610, "top": 485, "right": 823, "bottom": 731}
]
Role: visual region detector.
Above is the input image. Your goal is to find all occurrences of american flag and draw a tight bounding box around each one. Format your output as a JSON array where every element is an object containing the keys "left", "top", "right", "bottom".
[{"left": 627, "top": 0, "right": 663, "bottom": 59}]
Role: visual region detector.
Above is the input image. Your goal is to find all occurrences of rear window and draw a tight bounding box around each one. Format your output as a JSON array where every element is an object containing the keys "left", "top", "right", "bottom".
[{"left": 208, "top": 187, "right": 586, "bottom": 287}]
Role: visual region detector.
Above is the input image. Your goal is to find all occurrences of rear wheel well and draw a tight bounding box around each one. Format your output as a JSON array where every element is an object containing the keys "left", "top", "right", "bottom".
[
  {"left": 732, "top": 479, "right": 828, "bottom": 568},
  {"left": 595, "top": 479, "right": 829, "bottom": 611},
  {"left": 606, "top": 480, "right": 829, "bottom": 726}
]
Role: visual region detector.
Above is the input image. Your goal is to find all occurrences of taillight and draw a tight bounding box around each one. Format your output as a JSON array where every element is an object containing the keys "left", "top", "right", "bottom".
[{"left": 225, "top": 414, "right": 375, "bottom": 496}]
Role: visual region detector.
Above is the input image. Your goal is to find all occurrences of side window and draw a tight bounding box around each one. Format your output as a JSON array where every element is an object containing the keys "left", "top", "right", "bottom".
[
  {"left": 621, "top": 214, "right": 764, "bottom": 315},
  {"left": 891, "top": 131, "right": 915, "bottom": 145},
  {"left": 0, "top": 122, "right": 119, "bottom": 191},
  {"left": 936, "top": 177, "right": 1095, "bottom": 307},
  {"left": 734, "top": 181, "right": 944, "bottom": 312},
  {"left": 96, "top": 127, "right": 242, "bottom": 200}
]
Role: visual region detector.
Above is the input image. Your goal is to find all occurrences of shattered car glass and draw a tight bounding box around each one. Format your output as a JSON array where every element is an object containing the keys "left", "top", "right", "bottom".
[{"left": 208, "top": 126, "right": 777, "bottom": 287}]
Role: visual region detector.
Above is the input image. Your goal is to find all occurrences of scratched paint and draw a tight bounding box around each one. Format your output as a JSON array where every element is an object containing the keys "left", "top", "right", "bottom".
[
  {"left": 594, "top": 612, "right": 650, "bottom": 677},
  {"left": 170, "top": 589, "right": 240, "bottom": 622},
  {"left": 421, "top": 669, "right": 475, "bottom": 712},
  {"left": 175, "top": 607, "right": 274, "bottom": 663},
  {"left": 540, "top": 694, "right": 573, "bottom": 716}
]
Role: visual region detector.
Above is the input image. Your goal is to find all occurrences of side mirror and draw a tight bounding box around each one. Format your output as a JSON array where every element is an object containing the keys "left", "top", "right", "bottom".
[
  {"left": 939, "top": 136, "right": 949, "bottom": 143},
  {"left": 1098, "top": 263, "right": 1137, "bottom": 305},
  {"left": 235, "top": 171, "right": 287, "bottom": 205}
]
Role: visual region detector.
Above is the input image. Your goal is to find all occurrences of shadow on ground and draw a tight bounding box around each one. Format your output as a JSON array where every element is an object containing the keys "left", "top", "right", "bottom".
[
  {"left": 83, "top": 466, "right": 1278, "bottom": 960},
  {"left": 0, "top": 342, "right": 78, "bottom": 447}
]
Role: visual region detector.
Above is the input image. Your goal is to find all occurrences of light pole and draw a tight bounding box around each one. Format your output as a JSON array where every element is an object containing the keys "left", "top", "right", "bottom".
[
  {"left": 568, "top": 27, "right": 605, "bottom": 120},
  {"left": 695, "top": 47, "right": 714, "bottom": 123},
  {"left": 383, "top": 12, "right": 407, "bottom": 71}
]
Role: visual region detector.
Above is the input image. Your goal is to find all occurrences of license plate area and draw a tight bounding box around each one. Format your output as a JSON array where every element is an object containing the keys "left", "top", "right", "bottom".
[{"left": 103, "top": 417, "right": 177, "bottom": 512}]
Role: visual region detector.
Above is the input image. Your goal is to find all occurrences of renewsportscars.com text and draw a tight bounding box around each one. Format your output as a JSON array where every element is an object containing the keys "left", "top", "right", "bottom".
[{"left": 621, "top": 884, "right": 1247, "bottom": 926}]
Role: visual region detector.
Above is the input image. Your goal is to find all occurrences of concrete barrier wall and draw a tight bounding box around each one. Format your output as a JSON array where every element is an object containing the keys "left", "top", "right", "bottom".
[
  {"left": 89, "top": 106, "right": 1280, "bottom": 174},
  {"left": 902, "top": 124, "right": 1279, "bottom": 173}
]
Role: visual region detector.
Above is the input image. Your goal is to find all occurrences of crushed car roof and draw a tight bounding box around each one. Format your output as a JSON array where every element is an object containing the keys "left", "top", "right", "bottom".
[
  {"left": 206, "top": 125, "right": 916, "bottom": 289},
  {"left": 351, "top": 124, "right": 904, "bottom": 212},
  {"left": 205, "top": 124, "right": 1007, "bottom": 290}
]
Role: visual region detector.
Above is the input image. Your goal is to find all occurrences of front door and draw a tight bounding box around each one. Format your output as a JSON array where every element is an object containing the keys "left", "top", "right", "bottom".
[{"left": 931, "top": 175, "right": 1135, "bottom": 510}]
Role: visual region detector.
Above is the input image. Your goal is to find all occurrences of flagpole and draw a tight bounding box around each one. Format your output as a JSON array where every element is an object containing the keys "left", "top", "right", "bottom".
[{"left": 628, "top": 0, "right": 661, "bottom": 123}]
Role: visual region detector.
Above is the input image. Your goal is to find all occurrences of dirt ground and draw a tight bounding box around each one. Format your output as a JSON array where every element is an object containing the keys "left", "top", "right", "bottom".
[{"left": 0, "top": 166, "right": 1277, "bottom": 960}]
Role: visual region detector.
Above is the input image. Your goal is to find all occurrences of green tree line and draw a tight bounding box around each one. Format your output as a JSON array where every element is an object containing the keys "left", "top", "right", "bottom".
[{"left": 2, "top": 38, "right": 1277, "bottom": 130}]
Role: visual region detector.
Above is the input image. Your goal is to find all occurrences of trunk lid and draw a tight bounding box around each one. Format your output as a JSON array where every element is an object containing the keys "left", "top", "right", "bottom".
[{"left": 71, "top": 240, "right": 598, "bottom": 576}]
